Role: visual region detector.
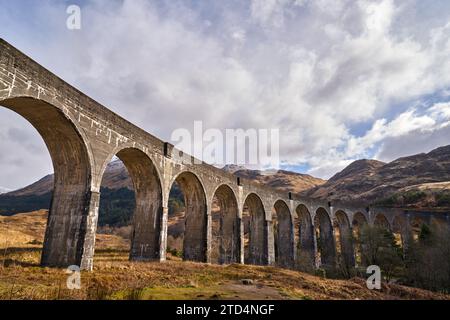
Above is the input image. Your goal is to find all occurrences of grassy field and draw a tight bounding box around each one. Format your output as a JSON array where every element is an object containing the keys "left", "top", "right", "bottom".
[{"left": 0, "top": 211, "right": 448, "bottom": 300}]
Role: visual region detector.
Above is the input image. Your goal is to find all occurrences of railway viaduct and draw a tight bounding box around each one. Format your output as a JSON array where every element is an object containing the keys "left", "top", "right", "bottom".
[{"left": 1, "top": 39, "right": 449, "bottom": 271}]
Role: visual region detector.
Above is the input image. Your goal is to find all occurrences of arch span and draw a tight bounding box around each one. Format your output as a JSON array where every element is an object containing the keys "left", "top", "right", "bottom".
[
  {"left": 392, "top": 214, "right": 409, "bottom": 250},
  {"left": 410, "top": 216, "right": 427, "bottom": 241},
  {"left": 374, "top": 213, "right": 391, "bottom": 231},
  {"left": 169, "top": 171, "right": 208, "bottom": 262},
  {"left": 0, "top": 97, "right": 95, "bottom": 269},
  {"left": 334, "top": 210, "right": 355, "bottom": 270},
  {"left": 243, "top": 193, "right": 267, "bottom": 265},
  {"left": 314, "top": 207, "right": 336, "bottom": 268},
  {"left": 211, "top": 184, "right": 240, "bottom": 264},
  {"left": 273, "top": 200, "right": 294, "bottom": 268},
  {"left": 99, "top": 148, "right": 163, "bottom": 261},
  {"left": 295, "top": 204, "right": 315, "bottom": 271},
  {"left": 352, "top": 212, "right": 368, "bottom": 266}
]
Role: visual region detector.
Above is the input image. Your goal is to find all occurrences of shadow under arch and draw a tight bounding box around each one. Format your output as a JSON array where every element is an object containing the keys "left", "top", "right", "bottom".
[
  {"left": 210, "top": 184, "right": 240, "bottom": 264},
  {"left": 168, "top": 171, "right": 208, "bottom": 262},
  {"left": 334, "top": 210, "right": 355, "bottom": 270},
  {"left": 273, "top": 200, "right": 294, "bottom": 268},
  {"left": 352, "top": 212, "right": 368, "bottom": 266},
  {"left": 410, "top": 215, "right": 428, "bottom": 241},
  {"left": 374, "top": 213, "right": 391, "bottom": 231},
  {"left": 314, "top": 207, "right": 336, "bottom": 268},
  {"left": 242, "top": 193, "right": 267, "bottom": 265},
  {"left": 0, "top": 96, "right": 94, "bottom": 269},
  {"left": 392, "top": 214, "right": 409, "bottom": 250},
  {"left": 295, "top": 204, "right": 315, "bottom": 271},
  {"left": 98, "top": 147, "right": 163, "bottom": 261}
]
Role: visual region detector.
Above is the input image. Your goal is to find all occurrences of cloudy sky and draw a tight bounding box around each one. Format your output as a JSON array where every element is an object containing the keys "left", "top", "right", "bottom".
[{"left": 1, "top": 0, "right": 450, "bottom": 191}]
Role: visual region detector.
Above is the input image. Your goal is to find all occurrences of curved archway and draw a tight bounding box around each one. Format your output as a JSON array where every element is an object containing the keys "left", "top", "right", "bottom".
[
  {"left": 314, "top": 208, "right": 336, "bottom": 268},
  {"left": 410, "top": 216, "right": 427, "bottom": 241},
  {"left": 97, "top": 148, "right": 163, "bottom": 261},
  {"left": 273, "top": 200, "right": 294, "bottom": 268},
  {"left": 352, "top": 212, "right": 368, "bottom": 227},
  {"left": 210, "top": 184, "right": 240, "bottom": 264},
  {"left": 374, "top": 213, "right": 391, "bottom": 231},
  {"left": 352, "top": 212, "right": 368, "bottom": 266},
  {"left": 295, "top": 204, "right": 315, "bottom": 271},
  {"left": 392, "top": 215, "right": 409, "bottom": 250},
  {"left": 0, "top": 97, "right": 94, "bottom": 269},
  {"left": 334, "top": 210, "right": 355, "bottom": 270},
  {"left": 242, "top": 193, "right": 267, "bottom": 265},
  {"left": 168, "top": 171, "right": 208, "bottom": 262}
]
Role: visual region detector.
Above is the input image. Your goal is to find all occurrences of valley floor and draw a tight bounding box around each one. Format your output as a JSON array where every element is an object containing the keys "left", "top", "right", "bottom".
[{"left": 0, "top": 211, "right": 448, "bottom": 300}]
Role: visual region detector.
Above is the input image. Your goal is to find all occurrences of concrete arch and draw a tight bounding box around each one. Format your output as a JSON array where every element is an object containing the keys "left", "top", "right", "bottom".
[
  {"left": 314, "top": 207, "right": 336, "bottom": 268},
  {"left": 0, "top": 97, "right": 95, "bottom": 269},
  {"left": 294, "top": 204, "right": 315, "bottom": 271},
  {"left": 352, "top": 212, "right": 368, "bottom": 226},
  {"left": 410, "top": 216, "right": 427, "bottom": 241},
  {"left": 97, "top": 145, "right": 163, "bottom": 195},
  {"left": 352, "top": 212, "right": 368, "bottom": 266},
  {"left": 211, "top": 184, "right": 240, "bottom": 264},
  {"left": 392, "top": 214, "right": 409, "bottom": 249},
  {"left": 334, "top": 210, "right": 355, "bottom": 269},
  {"left": 242, "top": 193, "right": 267, "bottom": 265},
  {"left": 99, "top": 147, "right": 163, "bottom": 261},
  {"left": 374, "top": 213, "right": 391, "bottom": 231},
  {"left": 4, "top": 40, "right": 449, "bottom": 274},
  {"left": 273, "top": 200, "right": 294, "bottom": 268},
  {"left": 168, "top": 171, "right": 208, "bottom": 262},
  {"left": 167, "top": 170, "right": 208, "bottom": 204}
]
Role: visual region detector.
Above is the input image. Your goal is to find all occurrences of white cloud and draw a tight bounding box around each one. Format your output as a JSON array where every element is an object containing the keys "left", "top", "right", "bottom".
[
  {"left": 1, "top": 0, "right": 450, "bottom": 188},
  {"left": 308, "top": 102, "right": 450, "bottom": 176}
]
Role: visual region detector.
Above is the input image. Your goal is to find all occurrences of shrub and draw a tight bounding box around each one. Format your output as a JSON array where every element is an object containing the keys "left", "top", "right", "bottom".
[
  {"left": 357, "top": 224, "right": 404, "bottom": 282},
  {"left": 435, "top": 192, "right": 450, "bottom": 207},
  {"left": 403, "top": 223, "right": 450, "bottom": 293},
  {"left": 402, "top": 191, "right": 426, "bottom": 205}
]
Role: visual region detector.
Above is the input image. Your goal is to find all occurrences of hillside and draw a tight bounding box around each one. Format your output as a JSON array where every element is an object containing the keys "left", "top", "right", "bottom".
[
  {"left": 6, "top": 162, "right": 325, "bottom": 198},
  {"left": 304, "top": 145, "right": 450, "bottom": 206},
  {"left": 6, "top": 160, "right": 133, "bottom": 198},
  {"left": 0, "top": 187, "right": 11, "bottom": 195},
  {"left": 0, "top": 160, "right": 325, "bottom": 222},
  {"left": 3, "top": 144, "right": 450, "bottom": 216},
  {"left": 223, "top": 166, "right": 326, "bottom": 194},
  {"left": 0, "top": 210, "right": 447, "bottom": 300}
]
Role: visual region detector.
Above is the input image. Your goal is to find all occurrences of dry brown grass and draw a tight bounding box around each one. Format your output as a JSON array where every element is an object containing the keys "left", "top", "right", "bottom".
[{"left": 0, "top": 211, "right": 448, "bottom": 300}]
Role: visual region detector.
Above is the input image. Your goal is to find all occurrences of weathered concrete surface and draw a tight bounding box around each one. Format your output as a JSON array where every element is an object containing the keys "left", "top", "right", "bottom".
[
  {"left": 211, "top": 185, "right": 240, "bottom": 264},
  {"left": 242, "top": 193, "right": 267, "bottom": 265},
  {"left": 1, "top": 39, "right": 449, "bottom": 271},
  {"left": 273, "top": 200, "right": 294, "bottom": 268}
]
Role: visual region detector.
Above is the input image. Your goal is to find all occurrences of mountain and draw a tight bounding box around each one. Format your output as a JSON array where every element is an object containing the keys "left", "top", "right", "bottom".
[
  {"left": 223, "top": 167, "right": 326, "bottom": 194},
  {"left": 0, "top": 187, "right": 11, "bottom": 195},
  {"left": 221, "top": 164, "right": 248, "bottom": 174},
  {"left": 4, "top": 144, "right": 450, "bottom": 218},
  {"left": 0, "top": 160, "right": 135, "bottom": 225},
  {"left": 0, "top": 160, "right": 325, "bottom": 224},
  {"left": 7, "top": 175, "right": 54, "bottom": 197},
  {"left": 304, "top": 145, "right": 450, "bottom": 206},
  {"left": 5, "top": 160, "right": 133, "bottom": 199},
  {"left": 5, "top": 161, "right": 325, "bottom": 199}
]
